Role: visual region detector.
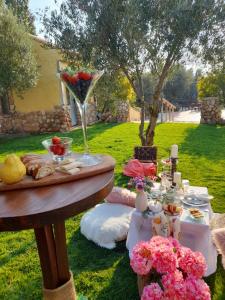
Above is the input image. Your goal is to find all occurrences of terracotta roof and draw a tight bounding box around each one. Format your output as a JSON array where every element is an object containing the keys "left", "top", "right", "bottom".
[
  {"left": 160, "top": 98, "right": 176, "bottom": 109},
  {"left": 29, "top": 34, "right": 50, "bottom": 45}
]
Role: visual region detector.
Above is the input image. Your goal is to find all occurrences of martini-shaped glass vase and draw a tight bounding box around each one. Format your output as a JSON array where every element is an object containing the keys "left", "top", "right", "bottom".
[{"left": 61, "top": 70, "right": 104, "bottom": 166}]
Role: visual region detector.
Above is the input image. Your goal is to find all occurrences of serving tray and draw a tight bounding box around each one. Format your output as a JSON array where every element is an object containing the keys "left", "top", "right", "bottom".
[{"left": 0, "top": 154, "right": 116, "bottom": 192}]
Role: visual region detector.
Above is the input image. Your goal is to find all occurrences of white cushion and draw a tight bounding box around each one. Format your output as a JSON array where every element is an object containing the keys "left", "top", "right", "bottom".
[{"left": 80, "top": 203, "right": 134, "bottom": 249}]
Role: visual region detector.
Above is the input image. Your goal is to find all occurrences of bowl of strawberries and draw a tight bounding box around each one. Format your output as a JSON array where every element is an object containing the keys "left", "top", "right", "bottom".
[{"left": 42, "top": 136, "right": 73, "bottom": 162}]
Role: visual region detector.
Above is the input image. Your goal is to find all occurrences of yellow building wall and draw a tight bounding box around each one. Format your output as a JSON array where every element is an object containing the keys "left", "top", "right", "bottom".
[{"left": 14, "top": 38, "right": 62, "bottom": 113}]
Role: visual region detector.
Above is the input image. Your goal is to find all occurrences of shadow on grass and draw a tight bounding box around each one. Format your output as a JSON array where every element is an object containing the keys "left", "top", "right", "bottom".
[
  {"left": 0, "top": 240, "right": 35, "bottom": 268},
  {"left": 0, "top": 123, "right": 119, "bottom": 154},
  {"left": 67, "top": 226, "right": 138, "bottom": 300},
  {"left": 205, "top": 256, "right": 225, "bottom": 300},
  {"left": 67, "top": 227, "right": 124, "bottom": 274},
  {"left": 95, "top": 252, "right": 139, "bottom": 300},
  {"left": 180, "top": 124, "right": 225, "bottom": 161}
]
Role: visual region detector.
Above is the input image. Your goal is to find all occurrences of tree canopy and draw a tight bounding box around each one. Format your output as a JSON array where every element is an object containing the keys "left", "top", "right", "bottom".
[
  {"left": 163, "top": 66, "right": 199, "bottom": 106},
  {"left": 95, "top": 72, "right": 135, "bottom": 114},
  {"left": 0, "top": 4, "right": 38, "bottom": 114},
  {"left": 5, "top": 0, "right": 35, "bottom": 34},
  {"left": 43, "top": 0, "right": 225, "bottom": 145},
  {"left": 197, "top": 67, "right": 225, "bottom": 103}
]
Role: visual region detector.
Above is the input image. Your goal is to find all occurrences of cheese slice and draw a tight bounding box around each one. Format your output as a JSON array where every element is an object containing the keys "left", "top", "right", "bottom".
[
  {"left": 58, "top": 158, "right": 75, "bottom": 165},
  {"left": 59, "top": 167, "right": 80, "bottom": 175},
  {"left": 60, "top": 162, "right": 83, "bottom": 171}
]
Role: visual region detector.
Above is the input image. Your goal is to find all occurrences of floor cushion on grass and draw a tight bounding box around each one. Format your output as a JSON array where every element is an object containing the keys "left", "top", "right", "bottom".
[
  {"left": 105, "top": 186, "right": 136, "bottom": 207},
  {"left": 210, "top": 213, "right": 225, "bottom": 269},
  {"left": 80, "top": 203, "right": 134, "bottom": 249}
]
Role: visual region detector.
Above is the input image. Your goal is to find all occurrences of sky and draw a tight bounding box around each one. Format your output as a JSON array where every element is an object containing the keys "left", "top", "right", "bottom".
[{"left": 29, "top": 0, "right": 62, "bottom": 35}]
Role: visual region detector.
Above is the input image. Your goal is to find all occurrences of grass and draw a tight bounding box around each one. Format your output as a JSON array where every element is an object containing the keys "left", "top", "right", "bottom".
[{"left": 0, "top": 122, "right": 225, "bottom": 299}]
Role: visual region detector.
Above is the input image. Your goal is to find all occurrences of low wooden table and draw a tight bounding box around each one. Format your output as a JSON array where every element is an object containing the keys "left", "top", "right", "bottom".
[{"left": 0, "top": 163, "right": 114, "bottom": 299}]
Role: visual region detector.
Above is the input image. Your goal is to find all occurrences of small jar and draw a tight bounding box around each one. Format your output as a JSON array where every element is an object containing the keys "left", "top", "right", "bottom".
[{"left": 163, "top": 187, "right": 182, "bottom": 215}]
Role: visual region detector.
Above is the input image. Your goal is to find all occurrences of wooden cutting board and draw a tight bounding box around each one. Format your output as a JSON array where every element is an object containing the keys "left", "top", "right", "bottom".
[{"left": 0, "top": 154, "right": 116, "bottom": 192}]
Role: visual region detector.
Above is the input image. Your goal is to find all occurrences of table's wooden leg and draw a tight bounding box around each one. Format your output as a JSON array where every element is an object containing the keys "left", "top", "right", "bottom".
[
  {"left": 35, "top": 221, "right": 76, "bottom": 300},
  {"left": 34, "top": 225, "right": 59, "bottom": 289},
  {"left": 54, "top": 222, "right": 70, "bottom": 285}
]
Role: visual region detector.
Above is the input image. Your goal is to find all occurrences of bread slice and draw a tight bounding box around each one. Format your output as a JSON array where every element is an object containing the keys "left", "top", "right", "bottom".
[{"left": 32, "top": 165, "right": 55, "bottom": 180}]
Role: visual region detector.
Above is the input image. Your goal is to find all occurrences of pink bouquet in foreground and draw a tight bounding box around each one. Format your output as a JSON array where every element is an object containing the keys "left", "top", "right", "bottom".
[{"left": 130, "top": 236, "right": 210, "bottom": 300}]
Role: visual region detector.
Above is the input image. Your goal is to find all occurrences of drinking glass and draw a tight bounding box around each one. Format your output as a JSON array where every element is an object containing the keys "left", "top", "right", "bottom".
[{"left": 61, "top": 70, "right": 104, "bottom": 166}]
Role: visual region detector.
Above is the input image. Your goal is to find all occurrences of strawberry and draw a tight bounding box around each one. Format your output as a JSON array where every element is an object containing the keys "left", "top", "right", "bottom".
[
  {"left": 50, "top": 145, "right": 55, "bottom": 153},
  {"left": 78, "top": 72, "right": 92, "bottom": 80},
  {"left": 70, "top": 74, "right": 79, "bottom": 85},
  {"left": 61, "top": 72, "right": 70, "bottom": 82},
  {"left": 52, "top": 136, "right": 61, "bottom": 144},
  {"left": 60, "top": 145, "right": 66, "bottom": 155},
  {"left": 53, "top": 144, "right": 62, "bottom": 155}
]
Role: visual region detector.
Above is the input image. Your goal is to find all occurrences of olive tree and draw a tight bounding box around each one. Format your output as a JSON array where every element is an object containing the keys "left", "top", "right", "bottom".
[
  {"left": 0, "top": 5, "right": 38, "bottom": 114},
  {"left": 43, "top": 0, "right": 225, "bottom": 145}
]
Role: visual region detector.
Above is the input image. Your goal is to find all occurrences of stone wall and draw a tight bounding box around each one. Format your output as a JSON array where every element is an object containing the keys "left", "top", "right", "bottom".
[
  {"left": 200, "top": 97, "right": 223, "bottom": 124},
  {"left": 129, "top": 106, "right": 141, "bottom": 121},
  {"left": 101, "top": 101, "right": 139, "bottom": 123},
  {"left": 0, "top": 105, "right": 72, "bottom": 134},
  {"left": 73, "top": 101, "right": 97, "bottom": 126}
]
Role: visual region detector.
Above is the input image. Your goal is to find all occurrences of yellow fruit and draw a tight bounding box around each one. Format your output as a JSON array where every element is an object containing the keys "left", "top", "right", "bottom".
[{"left": 0, "top": 154, "right": 26, "bottom": 184}]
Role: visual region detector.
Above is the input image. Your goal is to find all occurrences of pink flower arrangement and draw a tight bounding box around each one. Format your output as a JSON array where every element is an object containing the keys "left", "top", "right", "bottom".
[
  {"left": 130, "top": 241, "right": 153, "bottom": 275},
  {"left": 141, "top": 283, "right": 163, "bottom": 300},
  {"left": 162, "top": 271, "right": 186, "bottom": 300},
  {"left": 130, "top": 236, "right": 211, "bottom": 300},
  {"left": 185, "top": 275, "right": 211, "bottom": 300},
  {"left": 178, "top": 247, "right": 207, "bottom": 278}
]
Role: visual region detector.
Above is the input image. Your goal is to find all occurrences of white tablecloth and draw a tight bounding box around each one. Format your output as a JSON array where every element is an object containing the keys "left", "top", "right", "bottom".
[{"left": 126, "top": 186, "right": 217, "bottom": 276}]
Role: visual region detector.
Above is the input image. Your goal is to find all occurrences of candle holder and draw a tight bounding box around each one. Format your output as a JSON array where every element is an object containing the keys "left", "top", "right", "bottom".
[{"left": 171, "top": 157, "right": 178, "bottom": 183}]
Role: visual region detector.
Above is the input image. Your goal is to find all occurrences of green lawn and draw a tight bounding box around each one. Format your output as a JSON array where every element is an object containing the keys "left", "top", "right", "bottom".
[{"left": 0, "top": 123, "right": 224, "bottom": 300}]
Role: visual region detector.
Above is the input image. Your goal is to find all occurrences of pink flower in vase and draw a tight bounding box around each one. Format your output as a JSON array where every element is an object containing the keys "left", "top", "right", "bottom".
[
  {"left": 178, "top": 247, "right": 207, "bottom": 278},
  {"left": 185, "top": 275, "right": 211, "bottom": 300},
  {"left": 141, "top": 283, "right": 164, "bottom": 300},
  {"left": 136, "top": 181, "right": 145, "bottom": 191}
]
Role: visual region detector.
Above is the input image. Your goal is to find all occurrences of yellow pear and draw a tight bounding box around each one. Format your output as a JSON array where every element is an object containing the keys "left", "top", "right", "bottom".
[{"left": 0, "top": 154, "right": 26, "bottom": 184}]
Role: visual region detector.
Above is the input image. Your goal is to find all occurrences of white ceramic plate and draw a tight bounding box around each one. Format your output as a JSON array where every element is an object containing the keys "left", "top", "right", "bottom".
[{"left": 182, "top": 194, "right": 213, "bottom": 207}]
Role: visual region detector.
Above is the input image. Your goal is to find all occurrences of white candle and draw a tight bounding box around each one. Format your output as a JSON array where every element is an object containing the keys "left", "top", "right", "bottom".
[
  {"left": 171, "top": 144, "right": 178, "bottom": 158},
  {"left": 173, "top": 172, "right": 181, "bottom": 185}
]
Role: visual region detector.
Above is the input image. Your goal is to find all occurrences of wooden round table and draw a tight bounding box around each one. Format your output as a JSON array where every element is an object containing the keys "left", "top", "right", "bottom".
[{"left": 0, "top": 164, "right": 114, "bottom": 299}]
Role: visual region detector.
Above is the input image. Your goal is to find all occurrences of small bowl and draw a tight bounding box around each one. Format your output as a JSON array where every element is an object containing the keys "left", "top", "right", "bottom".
[{"left": 42, "top": 137, "right": 73, "bottom": 162}]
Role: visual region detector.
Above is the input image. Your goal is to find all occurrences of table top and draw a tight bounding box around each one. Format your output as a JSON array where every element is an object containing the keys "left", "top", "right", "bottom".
[{"left": 0, "top": 169, "right": 114, "bottom": 232}]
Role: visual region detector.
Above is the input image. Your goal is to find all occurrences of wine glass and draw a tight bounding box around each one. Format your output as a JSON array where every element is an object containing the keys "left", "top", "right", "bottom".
[{"left": 60, "top": 69, "right": 104, "bottom": 166}]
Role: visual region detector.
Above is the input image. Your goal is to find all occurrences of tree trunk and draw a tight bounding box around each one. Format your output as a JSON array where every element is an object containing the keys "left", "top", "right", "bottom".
[
  {"left": 0, "top": 91, "right": 10, "bottom": 115},
  {"left": 121, "top": 67, "right": 146, "bottom": 145},
  {"left": 145, "top": 58, "right": 174, "bottom": 146},
  {"left": 136, "top": 75, "right": 145, "bottom": 145},
  {"left": 139, "top": 95, "right": 146, "bottom": 145}
]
